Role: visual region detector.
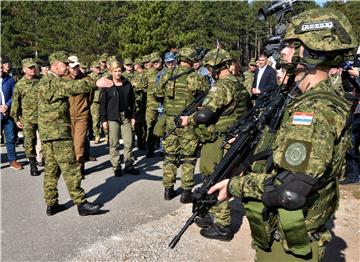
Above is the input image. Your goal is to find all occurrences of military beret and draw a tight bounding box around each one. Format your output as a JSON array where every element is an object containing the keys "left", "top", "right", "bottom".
[
  {"left": 21, "top": 58, "right": 37, "bottom": 68},
  {"left": 164, "top": 52, "right": 176, "bottom": 63},
  {"left": 124, "top": 58, "right": 133, "bottom": 65},
  {"left": 249, "top": 58, "right": 257, "bottom": 66},
  {"left": 49, "top": 51, "right": 69, "bottom": 65}
]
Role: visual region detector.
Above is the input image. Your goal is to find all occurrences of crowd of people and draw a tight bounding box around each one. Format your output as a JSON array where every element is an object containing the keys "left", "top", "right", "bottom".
[{"left": 1, "top": 7, "right": 360, "bottom": 261}]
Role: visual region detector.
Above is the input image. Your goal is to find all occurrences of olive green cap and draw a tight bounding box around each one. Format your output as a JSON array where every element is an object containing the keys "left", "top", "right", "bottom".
[
  {"left": 142, "top": 54, "right": 151, "bottom": 63},
  {"left": 99, "top": 53, "right": 109, "bottom": 62},
  {"left": 91, "top": 60, "right": 100, "bottom": 68},
  {"left": 124, "top": 58, "right": 133, "bottom": 65},
  {"left": 49, "top": 51, "right": 69, "bottom": 65},
  {"left": 249, "top": 58, "right": 257, "bottom": 66},
  {"left": 21, "top": 58, "right": 37, "bottom": 68},
  {"left": 134, "top": 57, "right": 143, "bottom": 65},
  {"left": 150, "top": 52, "right": 162, "bottom": 63}
]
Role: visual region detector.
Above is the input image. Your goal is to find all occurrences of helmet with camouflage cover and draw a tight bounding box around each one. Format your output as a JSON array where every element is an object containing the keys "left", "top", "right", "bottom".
[
  {"left": 284, "top": 8, "right": 357, "bottom": 52},
  {"left": 203, "top": 48, "right": 232, "bottom": 67},
  {"left": 178, "top": 47, "right": 197, "bottom": 63}
]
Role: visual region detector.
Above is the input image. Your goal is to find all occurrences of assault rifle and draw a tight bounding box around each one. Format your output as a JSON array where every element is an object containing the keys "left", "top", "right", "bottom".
[
  {"left": 169, "top": 85, "right": 299, "bottom": 249},
  {"left": 163, "top": 91, "right": 207, "bottom": 140}
]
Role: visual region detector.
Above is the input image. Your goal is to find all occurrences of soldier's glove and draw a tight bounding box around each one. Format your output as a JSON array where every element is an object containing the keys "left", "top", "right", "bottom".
[{"left": 262, "top": 171, "right": 317, "bottom": 210}]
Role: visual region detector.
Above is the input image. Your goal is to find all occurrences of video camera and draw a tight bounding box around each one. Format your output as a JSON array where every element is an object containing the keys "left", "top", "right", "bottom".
[
  {"left": 341, "top": 54, "right": 360, "bottom": 70},
  {"left": 257, "top": 0, "right": 299, "bottom": 66}
]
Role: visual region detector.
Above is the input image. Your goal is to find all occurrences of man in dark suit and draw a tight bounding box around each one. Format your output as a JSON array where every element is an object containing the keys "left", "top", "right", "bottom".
[{"left": 251, "top": 54, "right": 278, "bottom": 99}]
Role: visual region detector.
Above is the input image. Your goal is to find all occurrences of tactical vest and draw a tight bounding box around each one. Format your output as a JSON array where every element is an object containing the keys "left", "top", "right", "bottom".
[
  {"left": 244, "top": 89, "right": 351, "bottom": 256},
  {"left": 214, "top": 75, "right": 247, "bottom": 133},
  {"left": 164, "top": 66, "right": 195, "bottom": 116}
]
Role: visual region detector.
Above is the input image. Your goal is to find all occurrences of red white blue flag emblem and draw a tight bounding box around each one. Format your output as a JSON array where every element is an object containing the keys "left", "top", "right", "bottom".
[{"left": 292, "top": 112, "right": 314, "bottom": 126}]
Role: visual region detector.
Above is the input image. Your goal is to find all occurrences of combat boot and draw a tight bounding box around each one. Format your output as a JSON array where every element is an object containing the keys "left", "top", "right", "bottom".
[
  {"left": 200, "top": 223, "right": 234, "bottom": 241},
  {"left": 164, "top": 186, "right": 176, "bottom": 200},
  {"left": 114, "top": 168, "right": 123, "bottom": 177},
  {"left": 180, "top": 189, "right": 193, "bottom": 204},
  {"left": 195, "top": 213, "right": 214, "bottom": 228},
  {"left": 29, "top": 157, "right": 41, "bottom": 176},
  {"left": 78, "top": 201, "right": 102, "bottom": 216},
  {"left": 46, "top": 202, "right": 66, "bottom": 216},
  {"left": 124, "top": 165, "right": 140, "bottom": 175}
]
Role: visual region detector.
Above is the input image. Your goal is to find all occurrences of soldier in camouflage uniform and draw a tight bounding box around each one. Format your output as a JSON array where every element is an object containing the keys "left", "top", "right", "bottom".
[
  {"left": 157, "top": 47, "right": 208, "bottom": 203},
  {"left": 89, "top": 60, "right": 102, "bottom": 144},
  {"left": 122, "top": 58, "right": 135, "bottom": 82},
  {"left": 144, "top": 52, "right": 164, "bottom": 158},
  {"left": 11, "top": 58, "right": 42, "bottom": 176},
  {"left": 132, "top": 57, "right": 148, "bottom": 149},
  {"left": 37, "top": 51, "right": 111, "bottom": 216},
  {"left": 206, "top": 9, "right": 357, "bottom": 261},
  {"left": 181, "top": 48, "right": 249, "bottom": 240},
  {"left": 242, "top": 58, "right": 257, "bottom": 95}
]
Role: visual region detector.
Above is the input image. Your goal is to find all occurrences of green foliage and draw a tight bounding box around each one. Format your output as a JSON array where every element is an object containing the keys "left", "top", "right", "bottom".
[{"left": 1, "top": 1, "right": 359, "bottom": 67}]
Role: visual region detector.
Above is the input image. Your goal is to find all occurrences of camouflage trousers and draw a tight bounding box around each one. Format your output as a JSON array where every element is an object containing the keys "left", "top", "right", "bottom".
[
  {"left": 23, "top": 122, "right": 43, "bottom": 162},
  {"left": 200, "top": 136, "right": 231, "bottom": 227},
  {"left": 162, "top": 117, "right": 198, "bottom": 190},
  {"left": 42, "top": 139, "right": 86, "bottom": 206},
  {"left": 90, "top": 102, "right": 101, "bottom": 138},
  {"left": 145, "top": 108, "right": 158, "bottom": 152}
]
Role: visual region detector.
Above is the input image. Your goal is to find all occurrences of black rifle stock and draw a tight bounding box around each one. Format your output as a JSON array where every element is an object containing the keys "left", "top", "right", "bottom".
[
  {"left": 169, "top": 86, "right": 298, "bottom": 249},
  {"left": 163, "top": 92, "right": 207, "bottom": 140}
]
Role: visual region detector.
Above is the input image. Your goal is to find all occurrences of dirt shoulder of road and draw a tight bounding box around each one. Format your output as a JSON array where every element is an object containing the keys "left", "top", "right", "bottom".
[{"left": 72, "top": 185, "right": 359, "bottom": 262}]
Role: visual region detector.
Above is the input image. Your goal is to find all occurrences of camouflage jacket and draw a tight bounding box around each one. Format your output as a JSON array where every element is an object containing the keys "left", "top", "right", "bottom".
[
  {"left": 131, "top": 71, "right": 148, "bottom": 112},
  {"left": 243, "top": 70, "right": 254, "bottom": 95},
  {"left": 88, "top": 72, "right": 101, "bottom": 103},
  {"left": 11, "top": 76, "right": 40, "bottom": 124},
  {"left": 145, "top": 67, "right": 162, "bottom": 110},
  {"left": 190, "top": 73, "right": 249, "bottom": 133},
  {"left": 37, "top": 72, "right": 95, "bottom": 141},
  {"left": 228, "top": 78, "right": 351, "bottom": 250},
  {"left": 158, "top": 65, "right": 208, "bottom": 116}
]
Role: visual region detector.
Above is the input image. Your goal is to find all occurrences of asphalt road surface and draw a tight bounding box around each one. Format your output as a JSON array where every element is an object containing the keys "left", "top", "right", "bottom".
[{"left": 1, "top": 140, "right": 187, "bottom": 261}]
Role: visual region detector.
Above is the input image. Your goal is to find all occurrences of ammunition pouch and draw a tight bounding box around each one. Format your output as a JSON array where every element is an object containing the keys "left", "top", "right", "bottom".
[
  {"left": 153, "top": 114, "right": 167, "bottom": 137},
  {"left": 194, "top": 124, "right": 218, "bottom": 143}
]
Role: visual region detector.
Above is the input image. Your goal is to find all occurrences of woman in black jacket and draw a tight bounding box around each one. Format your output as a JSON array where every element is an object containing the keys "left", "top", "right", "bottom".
[{"left": 100, "top": 61, "right": 139, "bottom": 176}]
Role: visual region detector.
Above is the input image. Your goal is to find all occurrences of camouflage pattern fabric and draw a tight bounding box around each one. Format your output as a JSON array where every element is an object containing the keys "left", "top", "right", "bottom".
[
  {"left": 144, "top": 67, "right": 161, "bottom": 151},
  {"left": 243, "top": 70, "right": 255, "bottom": 95},
  {"left": 89, "top": 72, "right": 102, "bottom": 138},
  {"left": 194, "top": 73, "right": 249, "bottom": 227},
  {"left": 42, "top": 139, "right": 86, "bottom": 205},
  {"left": 11, "top": 76, "right": 41, "bottom": 158},
  {"left": 132, "top": 71, "right": 148, "bottom": 147},
  {"left": 11, "top": 76, "right": 40, "bottom": 124},
  {"left": 228, "top": 78, "right": 351, "bottom": 259},
  {"left": 37, "top": 72, "right": 95, "bottom": 141},
  {"left": 161, "top": 66, "right": 208, "bottom": 190}
]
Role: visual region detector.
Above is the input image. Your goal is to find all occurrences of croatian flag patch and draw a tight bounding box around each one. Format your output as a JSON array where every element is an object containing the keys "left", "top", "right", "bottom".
[{"left": 292, "top": 112, "right": 314, "bottom": 126}]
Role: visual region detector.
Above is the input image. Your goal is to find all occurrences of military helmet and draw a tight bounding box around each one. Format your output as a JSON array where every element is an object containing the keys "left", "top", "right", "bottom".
[
  {"left": 284, "top": 8, "right": 357, "bottom": 52},
  {"left": 203, "top": 48, "right": 232, "bottom": 67},
  {"left": 178, "top": 47, "right": 197, "bottom": 63}
]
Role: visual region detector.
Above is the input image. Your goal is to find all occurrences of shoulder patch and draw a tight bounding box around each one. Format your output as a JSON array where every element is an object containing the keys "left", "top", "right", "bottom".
[
  {"left": 280, "top": 139, "right": 312, "bottom": 173},
  {"left": 292, "top": 112, "right": 314, "bottom": 126}
]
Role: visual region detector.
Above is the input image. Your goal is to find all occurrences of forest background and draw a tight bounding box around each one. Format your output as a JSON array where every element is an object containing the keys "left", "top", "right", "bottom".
[{"left": 1, "top": 0, "right": 360, "bottom": 67}]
